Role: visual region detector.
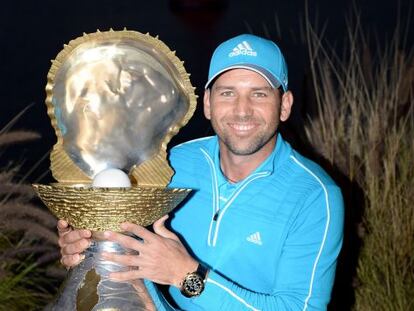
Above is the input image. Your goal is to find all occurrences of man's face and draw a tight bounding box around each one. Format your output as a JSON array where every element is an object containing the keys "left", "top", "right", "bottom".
[{"left": 204, "top": 68, "right": 292, "bottom": 157}]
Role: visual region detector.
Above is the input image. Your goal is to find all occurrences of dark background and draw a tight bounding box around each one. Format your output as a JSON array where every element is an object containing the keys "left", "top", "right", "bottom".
[
  {"left": 1, "top": 0, "right": 412, "bottom": 181},
  {"left": 0, "top": 0, "right": 413, "bottom": 309}
]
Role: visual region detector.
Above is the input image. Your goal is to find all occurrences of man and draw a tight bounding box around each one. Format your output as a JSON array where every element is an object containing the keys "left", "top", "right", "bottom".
[{"left": 58, "top": 34, "right": 344, "bottom": 310}]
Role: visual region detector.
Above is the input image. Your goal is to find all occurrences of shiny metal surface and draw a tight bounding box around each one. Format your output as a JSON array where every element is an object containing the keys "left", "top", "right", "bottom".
[
  {"left": 52, "top": 38, "right": 188, "bottom": 177},
  {"left": 46, "top": 238, "right": 166, "bottom": 311},
  {"left": 38, "top": 30, "right": 196, "bottom": 310},
  {"left": 33, "top": 183, "right": 191, "bottom": 231}
]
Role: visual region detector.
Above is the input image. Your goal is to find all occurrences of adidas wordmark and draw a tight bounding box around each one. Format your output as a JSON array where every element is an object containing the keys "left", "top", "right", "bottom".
[{"left": 229, "top": 41, "right": 257, "bottom": 57}]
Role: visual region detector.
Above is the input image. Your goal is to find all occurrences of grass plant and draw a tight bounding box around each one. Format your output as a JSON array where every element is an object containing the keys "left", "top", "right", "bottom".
[
  {"left": 0, "top": 117, "right": 64, "bottom": 310},
  {"left": 304, "top": 12, "right": 414, "bottom": 311}
]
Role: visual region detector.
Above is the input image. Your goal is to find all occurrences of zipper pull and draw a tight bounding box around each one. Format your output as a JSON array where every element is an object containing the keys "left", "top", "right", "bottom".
[{"left": 213, "top": 210, "right": 219, "bottom": 221}]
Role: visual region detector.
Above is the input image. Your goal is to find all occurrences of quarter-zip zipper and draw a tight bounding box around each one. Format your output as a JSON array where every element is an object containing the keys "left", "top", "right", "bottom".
[
  {"left": 213, "top": 210, "right": 220, "bottom": 221},
  {"left": 200, "top": 148, "right": 271, "bottom": 247},
  {"left": 211, "top": 171, "right": 270, "bottom": 246},
  {"left": 200, "top": 148, "right": 220, "bottom": 247}
]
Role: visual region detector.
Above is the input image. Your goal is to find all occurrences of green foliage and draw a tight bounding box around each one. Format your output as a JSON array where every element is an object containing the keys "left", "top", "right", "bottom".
[
  {"left": 305, "top": 13, "right": 414, "bottom": 311},
  {"left": 0, "top": 239, "right": 50, "bottom": 311},
  {"left": 0, "top": 119, "right": 65, "bottom": 310}
]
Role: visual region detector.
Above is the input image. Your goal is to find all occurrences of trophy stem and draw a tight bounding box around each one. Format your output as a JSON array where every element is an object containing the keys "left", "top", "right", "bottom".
[{"left": 46, "top": 235, "right": 155, "bottom": 311}]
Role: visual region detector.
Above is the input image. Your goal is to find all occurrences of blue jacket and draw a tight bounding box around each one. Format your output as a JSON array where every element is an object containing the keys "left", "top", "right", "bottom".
[{"left": 150, "top": 134, "right": 344, "bottom": 310}]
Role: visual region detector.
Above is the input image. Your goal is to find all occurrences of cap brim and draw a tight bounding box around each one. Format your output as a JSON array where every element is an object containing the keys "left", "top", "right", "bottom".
[{"left": 205, "top": 65, "right": 282, "bottom": 90}]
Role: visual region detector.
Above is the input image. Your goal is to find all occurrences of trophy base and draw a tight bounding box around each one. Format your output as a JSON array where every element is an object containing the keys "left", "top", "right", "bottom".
[{"left": 46, "top": 239, "right": 155, "bottom": 311}]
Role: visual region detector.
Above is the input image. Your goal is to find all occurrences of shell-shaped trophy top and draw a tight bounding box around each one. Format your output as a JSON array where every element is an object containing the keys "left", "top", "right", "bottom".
[{"left": 46, "top": 29, "right": 197, "bottom": 187}]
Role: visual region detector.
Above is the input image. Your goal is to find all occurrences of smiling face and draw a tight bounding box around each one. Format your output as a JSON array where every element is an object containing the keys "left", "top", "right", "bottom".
[{"left": 204, "top": 68, "right": 293, "bottom": 160}]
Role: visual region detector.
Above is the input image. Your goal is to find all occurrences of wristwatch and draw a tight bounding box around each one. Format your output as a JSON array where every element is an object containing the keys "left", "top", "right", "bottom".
[{"left": 180, "top": 263, "right": 209, "bottom": 298}]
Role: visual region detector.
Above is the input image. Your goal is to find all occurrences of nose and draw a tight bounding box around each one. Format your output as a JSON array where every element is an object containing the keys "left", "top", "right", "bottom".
[{"left": 233, "top": 94, "right": 253, "bottom": 117}]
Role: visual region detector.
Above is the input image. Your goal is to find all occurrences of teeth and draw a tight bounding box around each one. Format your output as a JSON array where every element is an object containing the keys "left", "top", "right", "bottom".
[{"left": 230, "top": 124, "right": 255, "bottom": 131}]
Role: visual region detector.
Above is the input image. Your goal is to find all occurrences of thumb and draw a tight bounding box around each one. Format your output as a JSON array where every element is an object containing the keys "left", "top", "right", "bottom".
[
  {"left": 57, "top": 219, "right": 71, "bottom": 236},
  {"left": 153, "top": 215, "right": 178, "bottom": 241}
]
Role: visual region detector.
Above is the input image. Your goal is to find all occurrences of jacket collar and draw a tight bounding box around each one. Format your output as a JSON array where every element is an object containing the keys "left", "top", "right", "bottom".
[{"left": 209, "top": 133, "right": 291, "bottom": 186}]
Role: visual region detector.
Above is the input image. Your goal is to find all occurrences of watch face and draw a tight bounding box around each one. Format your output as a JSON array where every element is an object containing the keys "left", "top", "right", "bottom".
[{"left": 183, "top": 273, "right": 205, "bottom": 297}]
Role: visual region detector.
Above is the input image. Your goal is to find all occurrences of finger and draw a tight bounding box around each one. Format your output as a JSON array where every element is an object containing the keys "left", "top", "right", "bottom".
[
  {"left": 57, "top": 220, "right": 71, "bottom": 235},
  {"left": 61, "top": 229, "right": 92, "bottom": 244},
  {"left": 62, "top": 238, "right": 90, "bottom": 256},
  {"left": 153, "top": 215, "right": 178, "bottom": 241},
  {"left": 103, "top": 231, "right": 144, "bottom": 251},
  {"left": 61, "top": 253, "right": 85, "bottom": 268},
  {"left": 109, "top": 270, "right": 143, "bottom": 282},
  {"left": 119, "top": 222, "right": 156, "bottom": 243},
  {"left": 101, "top": 252, "right": 140, "bottom": 267}
]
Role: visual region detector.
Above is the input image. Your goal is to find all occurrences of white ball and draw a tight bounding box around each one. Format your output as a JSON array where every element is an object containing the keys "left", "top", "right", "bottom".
[{"left": 92, "top": 168, "right": 132, "bottom": 188}]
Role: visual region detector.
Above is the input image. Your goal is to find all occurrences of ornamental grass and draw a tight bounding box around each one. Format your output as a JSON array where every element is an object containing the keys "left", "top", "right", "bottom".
[
  {"left": 304, "top": 13, "right": 414, "bottom": 311},
  {"left": 0, "top": 111, "right": 65, "bottom": 310}
]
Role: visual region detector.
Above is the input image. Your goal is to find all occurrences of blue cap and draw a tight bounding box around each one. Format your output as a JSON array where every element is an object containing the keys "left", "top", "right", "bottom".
[{"left": 205, "top": 34, "right": 288, "bottom": 91}]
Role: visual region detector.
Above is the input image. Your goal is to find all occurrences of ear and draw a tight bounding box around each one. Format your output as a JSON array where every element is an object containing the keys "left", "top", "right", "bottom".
[
  {"left": 280, "top": 91, "right": 293, "bottom": 122},
  {"left": 203, "top": 89, "right": 212, "bottom": 120}
]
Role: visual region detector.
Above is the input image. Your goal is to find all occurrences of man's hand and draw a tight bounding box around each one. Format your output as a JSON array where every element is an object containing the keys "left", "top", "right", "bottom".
[
  {"left": 57, "top": 219, "right": 92, "bottom": 268},
  {"left": 101, "top": 215, "right": 198, "bottom": 287}
]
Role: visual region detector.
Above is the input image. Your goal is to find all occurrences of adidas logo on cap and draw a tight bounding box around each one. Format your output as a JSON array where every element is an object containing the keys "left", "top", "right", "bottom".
[{"left": 229, "top": 41, "right": 257, "bottom": 57}]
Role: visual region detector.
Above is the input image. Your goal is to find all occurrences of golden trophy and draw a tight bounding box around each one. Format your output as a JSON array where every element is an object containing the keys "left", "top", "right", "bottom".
[{"left": 33, "top": 29, "right": 197, "bottom": 310}]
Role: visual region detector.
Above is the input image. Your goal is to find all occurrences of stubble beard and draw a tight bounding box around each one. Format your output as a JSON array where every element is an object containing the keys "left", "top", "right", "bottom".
[{"left": 211, "top": 116, "right": 279, "bottom": 156}]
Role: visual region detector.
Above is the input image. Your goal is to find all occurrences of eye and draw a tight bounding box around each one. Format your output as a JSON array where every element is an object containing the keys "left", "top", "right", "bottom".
[
  {"left": 252, "top": 91, "right": 267, "bottom": 98},
  {"left": 220, "top": 90, "right": 234, "bottom": 97}
]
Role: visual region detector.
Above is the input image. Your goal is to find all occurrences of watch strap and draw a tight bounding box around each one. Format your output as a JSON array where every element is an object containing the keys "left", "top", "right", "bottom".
[{"left": 195, "top": 263, "right": 209, "bottom": 281}]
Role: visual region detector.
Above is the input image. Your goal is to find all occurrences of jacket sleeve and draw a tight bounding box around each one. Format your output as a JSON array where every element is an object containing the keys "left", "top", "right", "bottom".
[{"left": 187, "top": 185, "right": 344, "bottom": 311}]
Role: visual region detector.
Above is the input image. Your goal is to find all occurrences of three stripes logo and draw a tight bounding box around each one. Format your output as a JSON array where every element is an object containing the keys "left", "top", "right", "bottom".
[
  {"left": 246, "top": 232, "right": 262, "bottom": 245},
  {"left": 229, "top": 41, "right": 257, "bottom": 57}
]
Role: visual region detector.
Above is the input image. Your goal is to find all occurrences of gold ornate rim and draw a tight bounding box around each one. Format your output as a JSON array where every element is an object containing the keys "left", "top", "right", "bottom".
[
  {"left": 45, "top": 29, "right": 197, "bottom": 186},
  {"left": 33, "top": 183, "right": 192, "bottom": 230}
]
